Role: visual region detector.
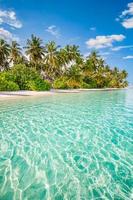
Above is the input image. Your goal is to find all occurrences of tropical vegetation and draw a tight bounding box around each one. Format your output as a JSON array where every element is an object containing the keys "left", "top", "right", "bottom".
[{"left": 0, "top": 35, "right": 128, "bottom": 91}]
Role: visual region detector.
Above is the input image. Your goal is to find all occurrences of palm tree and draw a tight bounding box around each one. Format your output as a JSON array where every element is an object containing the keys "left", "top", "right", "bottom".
[
  {"left": 87, "top": 51, "right": 105, "bottom": 71},
  {"left": 59, "top": 45, "right": 82, "bottom": 74},
  {"left": 44, "top": 41, "right": 61, "bottom": 80},
  {"left": 10, "top": 41, "right": 22, "bottom": 65},
  {"left": 104, "top": 65, "right": 110, "bottom": 73},
  {"left": 117, "top": 69, "right": 128, "bottom": 87},
  {"left": 67, "top": 64, "right": 82, "bottom": 82},
  {"left": 68, "top": 45, "right": 81, "bottom": 61},
  {"left": 113, "top": 67, "right": 119, "bottom": 74},
  {"left": 63, "top": 45, "right": 81, "bottom": 63},
  {"left": 93, "top": 66, "right": 106, "bottom": 88},
  {"left": 120, "top": 70, "right": 128, "bottom": 79},
  {"left": 0, "top": 39, "right": 10, "bottom": 71},
  {"left": 25, "top": 34, "right": 45, "bottom": 70},
  {"left": 17, "top": 55, "right": 28, "bottom": 65}
]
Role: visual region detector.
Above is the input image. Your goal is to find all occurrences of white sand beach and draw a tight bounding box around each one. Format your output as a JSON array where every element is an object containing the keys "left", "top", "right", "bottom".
[
  {"left": 0, "top": 91, "right": 53, "bottom": 100},
  {"left": 0, "top": 88, "right": 126, "bottom": 100}
]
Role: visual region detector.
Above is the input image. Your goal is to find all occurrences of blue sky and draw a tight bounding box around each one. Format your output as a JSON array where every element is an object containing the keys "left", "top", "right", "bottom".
[{"left": 0, "top": 0, "right": 133, "bottom": 82}]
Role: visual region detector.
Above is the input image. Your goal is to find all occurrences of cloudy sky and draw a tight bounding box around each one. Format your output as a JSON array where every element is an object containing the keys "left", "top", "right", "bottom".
[{"left": 0, "top": 0, "right": 133, "bottom": 82}]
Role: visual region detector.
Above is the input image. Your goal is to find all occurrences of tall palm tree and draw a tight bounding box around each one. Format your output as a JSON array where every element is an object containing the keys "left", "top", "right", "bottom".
[
  {"left": 104, "top": 65, "right": 110, "bottom": 73},
  {"left": 63, "top": 45, "right": 81, "bottom": 63},
  {"left": 10, "top": 41, "right": 22, "bottom": 65},
  {"left": 120, "top": 70, "right": 128, "bottom": 79},
  {"left": 0, "top": 39, "right": 10, "bottom": 71},
  {"left": 67, "top": 64, "right": 82, "bottom": 82},
  {"left": 113, "top": 67, "right": 119, "bottom": 74},
  {"left": 87, "top": 51, "right": 105, "bottom": 71},
  {"left": 44, "top": 41, "right": 61, "bottom": 80},
  {"left": 59, "top": 45, "right": 82, "bottom": 73},
  {"left": 25, "top": 34, "right": 45, "bottom": 70},
  {"left": 117, "top": 69, "right": 128, "bottom": 87},
  {"left": 70, "top": 45, "right": 81, "bottom": 60}
]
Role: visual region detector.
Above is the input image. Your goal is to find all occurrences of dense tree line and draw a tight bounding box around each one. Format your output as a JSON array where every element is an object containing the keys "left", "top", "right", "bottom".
[{"left": 0, "top": 35, "right": 128, "bottom": 91}]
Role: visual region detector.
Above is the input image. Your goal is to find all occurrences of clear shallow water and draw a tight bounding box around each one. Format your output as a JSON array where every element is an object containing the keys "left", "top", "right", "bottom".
[{"left": 0, "top": 89, "right": 133, "bottom": 200}]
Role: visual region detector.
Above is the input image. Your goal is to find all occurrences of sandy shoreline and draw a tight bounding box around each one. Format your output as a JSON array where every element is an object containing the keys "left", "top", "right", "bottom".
[
  {"left": 0, "top": 91, "right": 54, "bottom": 100},
  {"left": 0, "top": 88, "right": 127, "bottom": 100}
]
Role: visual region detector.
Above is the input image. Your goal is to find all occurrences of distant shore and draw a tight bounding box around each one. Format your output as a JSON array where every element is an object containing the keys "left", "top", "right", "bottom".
[{"left": 0, "top": 88, "right": 127, "bottom": 99}]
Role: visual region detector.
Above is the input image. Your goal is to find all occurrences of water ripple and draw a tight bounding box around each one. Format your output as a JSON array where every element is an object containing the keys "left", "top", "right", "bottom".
[{"left": 0, "top": 90, "right": 133, "bottom": 199}]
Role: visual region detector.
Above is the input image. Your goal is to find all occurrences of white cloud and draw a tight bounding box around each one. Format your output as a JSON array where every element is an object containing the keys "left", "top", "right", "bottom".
[
  {"left": 122, "top": 17, "right": 133, "bottom": 29},
  {"left": 118, "top": 2, "right": 133, "bottom": 28},
  {"left": 0, "top": 9, "right": 22, "bottom": 28},
  {"left": 111, "top": 45, "right": 133, "bottom": 51},
  {"left": 123, "top": 55, "right": 133, "bottom": 59},
  {"left": 121, "top": 2, "right": 133, "bottom": 17},
  {"left": 86, "top": 34, "right": 125, "bottom": 49},
  {"left": 0, "top": 27, "right": 19, "bottom": 42},
  {"left": 46, "top": 25, "right": 60, "bottom": 38}
]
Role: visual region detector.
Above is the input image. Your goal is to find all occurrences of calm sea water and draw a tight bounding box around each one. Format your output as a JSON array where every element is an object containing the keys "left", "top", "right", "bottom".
[{"left": 0, "top": 89, "right": 133, "bottom": 200}]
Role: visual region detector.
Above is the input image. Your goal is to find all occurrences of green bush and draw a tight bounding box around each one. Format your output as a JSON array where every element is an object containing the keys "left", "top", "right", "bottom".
[
  {"left": 53, "top": 77, "right": 99, "bottom": 89},
  {"left": 81, "top": 82, "right": 92, "bottom": 89},
  {"left": 0, "top": 64, "right": 51, "bottom": 91},
  {"left": 66, "top": 79, "right": 81, "bottom": 89},
  {"left": 107, "top": 78, "right": 121, "bottom": 88},
  {"left": 9, "top": 64, "right": 40, "bottom": 90},
  {"left": 53, "top": 77, "right": 82, "bottom": 89},
  {"left": 27, "top": 79, "right": 51, "bottom": 91},
  {"left": 0, "top": 77, "right": 19, "bottom": 91},
  {"left": 83, "top": 77, "right": 97, "bottom": 88},
  {"left": 53, "top": 77, "right": 69, "bottom": 89}
]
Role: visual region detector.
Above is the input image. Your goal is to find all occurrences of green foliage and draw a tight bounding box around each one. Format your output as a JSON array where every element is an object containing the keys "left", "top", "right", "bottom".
[
  {"left": 53, "top": 77, "right": 81, "bottom": 89},
  {"left": 25, "top": 34, "right": 44, "bottom": 70},
  {"left": 0, "top": 39, "right": 10, "bottom": 71},
  {"left": 81, "top": 82, "right": 93, "bottom": 89},
  {"left": 0, "top": 76, "right": 19, "bottom": 91},
  {"left": 0, "top": 37, "right": 128, "bottom": 90},
  {"left": 53, "top": 77, "right": 69, "bottom": 89},
  {"left": 27, "top": 79, "right": 51, "bottom": 91},
  {"left": 67, "top": 65, "right": 82, "bottom": 82},
  {"left": 0, "top": 64, "right": 51, "bottom": 91},
  {"left": 82, "top": 76, "right": 97, "bottom": 88},
  {"left": 9, "top": 64, "right": 40, "bottom": 89},
  {"left": 66, "top": 79, "right": 81, "bottom": 89},
  {"left": 53, "top": 64, "right": 83, "bottom": 89},
  {"left": 10, "top": 41, "right": 22, "bottom": 65}
]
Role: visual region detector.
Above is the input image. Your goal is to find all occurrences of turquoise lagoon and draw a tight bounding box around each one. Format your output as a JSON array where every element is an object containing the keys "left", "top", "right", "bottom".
[{"left": 0, "top": 89, "right": 133, "bottom": 200}]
